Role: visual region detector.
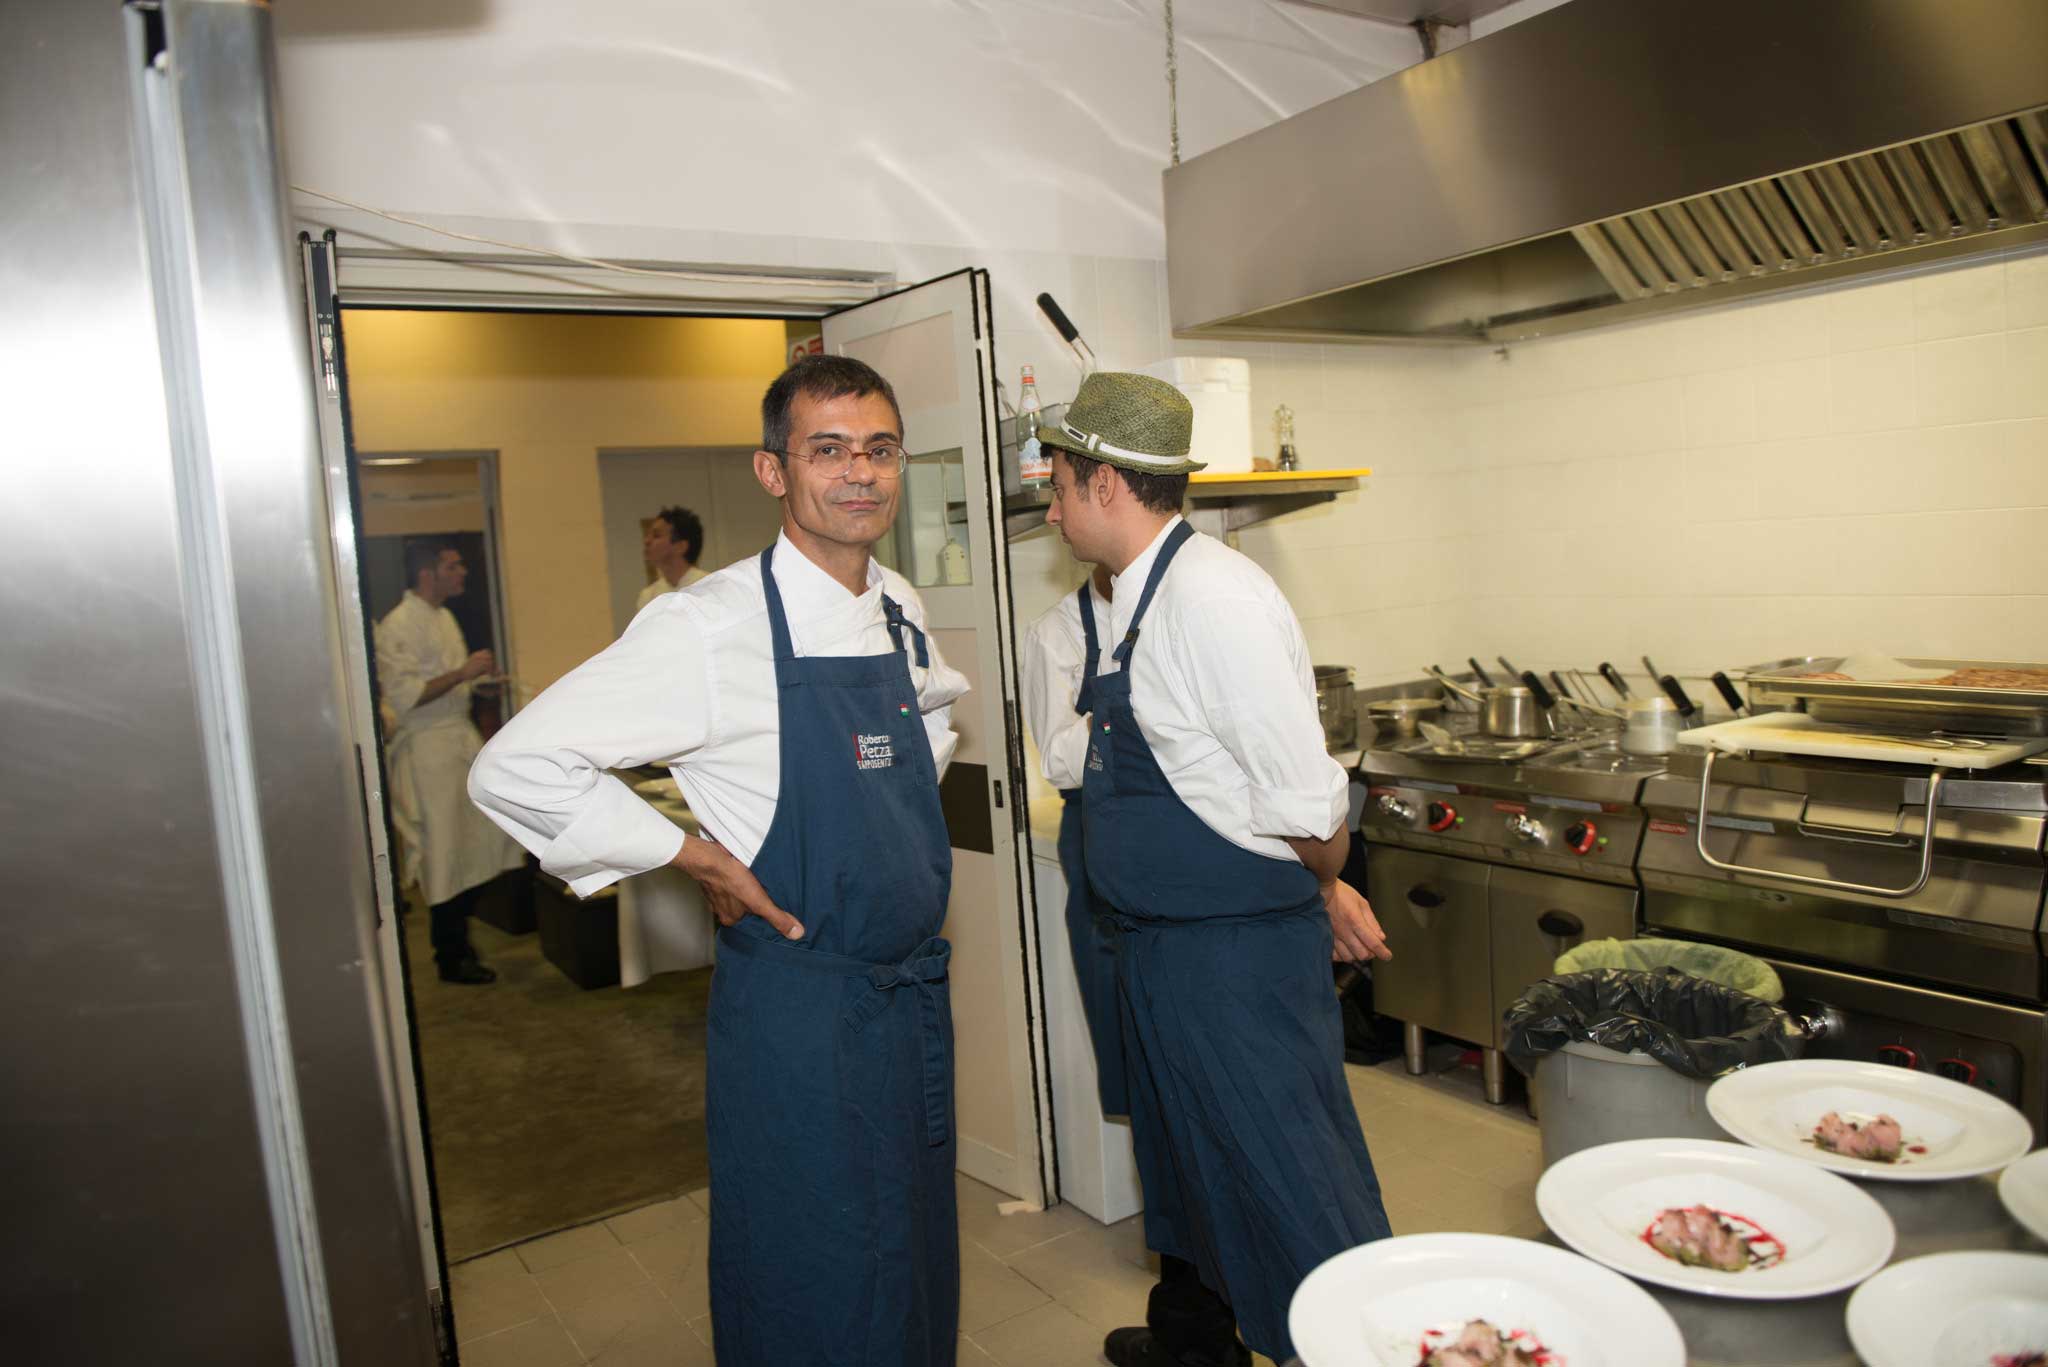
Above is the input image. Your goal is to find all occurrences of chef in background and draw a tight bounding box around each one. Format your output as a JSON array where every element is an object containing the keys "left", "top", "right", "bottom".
[
  {"left": 1040, "top": 371, "right": 1392, "bottom": 1367},
  {"left": 375, "top": 542, "right": 523, "bottom": 984},
  {"left": 636, "top": 504, "right": 708, "bottom": 613},
  {"left": 1021, "top": 562, "right": 1126, "bottom": 1118}
]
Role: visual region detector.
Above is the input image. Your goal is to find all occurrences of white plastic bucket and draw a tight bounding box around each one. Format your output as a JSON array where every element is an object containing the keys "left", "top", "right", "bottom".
[{"left": 1532, "top": 1040, "right": 1728, "bottom": 1169}]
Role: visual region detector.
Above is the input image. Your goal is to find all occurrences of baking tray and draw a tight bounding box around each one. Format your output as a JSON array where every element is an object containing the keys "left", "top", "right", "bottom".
[{"left": 1744, "top": 657, "right": 2048, "bottom": 737}]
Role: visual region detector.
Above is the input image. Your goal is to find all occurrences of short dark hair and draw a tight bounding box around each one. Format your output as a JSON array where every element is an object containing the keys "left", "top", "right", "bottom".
[
  {"left": 761, "top": 355, "right": 902, "bottom": 457},
  {"left": 655, "top": 505, "right": 704, "bottom": 563},
  {"left": 404, "top": 540, "right": 454, "bottom": 585},
  {"left": 1065, "top": 450, "right": 1188, "bottom": 516}
]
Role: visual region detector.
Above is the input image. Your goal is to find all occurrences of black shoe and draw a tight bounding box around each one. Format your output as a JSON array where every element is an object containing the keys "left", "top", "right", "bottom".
[
  {"left": 1102, "top": 1327, "right": 1250, "bottom": 1367},
  {"left": 438, "top": 959, "right": 497, "bottom": 985}
]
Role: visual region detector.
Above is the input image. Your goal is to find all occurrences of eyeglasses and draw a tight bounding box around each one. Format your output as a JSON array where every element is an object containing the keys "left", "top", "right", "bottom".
[{"left": 774, "top": 442, "right": 907, "bottom": 478}]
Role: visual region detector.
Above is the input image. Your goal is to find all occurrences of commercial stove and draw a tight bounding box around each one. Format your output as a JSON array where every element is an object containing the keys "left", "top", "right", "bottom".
[{"left": 1359, "top": 724, "right": 1665, "bottom": 1102}]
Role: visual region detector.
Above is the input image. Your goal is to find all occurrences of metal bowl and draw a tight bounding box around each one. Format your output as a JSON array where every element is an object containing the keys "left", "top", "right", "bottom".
[{"left": 1366, "top": 696, "right": 1444, "bottom": 739}]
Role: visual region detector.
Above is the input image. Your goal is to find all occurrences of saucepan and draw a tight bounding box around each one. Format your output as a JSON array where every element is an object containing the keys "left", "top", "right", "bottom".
[
  {"left": 1424, "top": 665, "right": 1553, "bottom": 739},
  {"left": 1365, "top": 696, "right": 1444, "bottom": 739}
]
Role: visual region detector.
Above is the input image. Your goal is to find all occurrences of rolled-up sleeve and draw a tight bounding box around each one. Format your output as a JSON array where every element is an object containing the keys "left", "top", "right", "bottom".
[
  {"left": 374, "top": 614, "right": 430, "bottom": 715},
  {"left": 468, "top": 607, "right": 712, "bottom": 898},
  {"left": 1172, "top": 597, "right": 1347, "bottom": 843},
  {"left": 1021, "top": 606, "right": 1091, "bottom": 790}
]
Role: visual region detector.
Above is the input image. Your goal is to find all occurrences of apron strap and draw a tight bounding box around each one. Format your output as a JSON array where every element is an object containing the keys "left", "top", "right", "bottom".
[
  {"left": 882, "top": 594, "right": 930, "bottom": 669},
  {"left": 1074, "top": 581, "right": 1101, "bottom": 716},
  {"left": 844, "top": 936, "right": 952, "bottom": 1147},
  {"left": 759, "top": 544, "right": 798, "bottom": 664},
  {"left": 1111, "top": 520, "right": 1196, "bottom": 667}
]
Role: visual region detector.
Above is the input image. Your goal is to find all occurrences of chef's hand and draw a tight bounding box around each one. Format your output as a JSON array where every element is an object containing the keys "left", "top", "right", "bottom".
[
  {"left": 674, "top": 833, "right": 804, "bottom": 940},
  {"left": 460, "top": 649, "right": 496, "bottom": 681},
  {"left": 1322, "top": 878, "right": 1390, "bottom": 963}
]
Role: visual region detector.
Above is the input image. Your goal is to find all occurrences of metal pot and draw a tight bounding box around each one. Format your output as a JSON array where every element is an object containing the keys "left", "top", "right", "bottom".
[
  {"left": 1481, "top": 685, "right": 1549, "bottom": 739},
  {"left": 1622, "top": 696, "right": 1682, "bottom": 755},
  {"left": 1366, "top": 696, "right": 1444, "bottom": 739},
  {"left": 1315, "top": 665, "right": 1358, "bottom": 750}
]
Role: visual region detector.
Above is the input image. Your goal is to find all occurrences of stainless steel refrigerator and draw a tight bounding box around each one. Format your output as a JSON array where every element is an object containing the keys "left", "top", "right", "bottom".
[{"left": 2, "top": 1, "right": 437, "bottom": 1360}]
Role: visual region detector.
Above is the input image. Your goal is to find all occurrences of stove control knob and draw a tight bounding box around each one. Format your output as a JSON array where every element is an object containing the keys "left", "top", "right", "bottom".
[
  {"left": 1876, "top": 1044, "right": 1920, "bottom": 1070},
  {"left": 1564, "top": 821, "right": 1597, "bottom": 855},
  {"left": 1426, "top": 802, "right": 1457, "bottom": 833},
  {"left": 1936, "top": 1057, "right": 1978, "bottom": 1085},
  {"left": 1505, "top": 813, "right": 1547, "bottom": 845},
  {"left": 1374, "top": 794, "right": 1414, "bottom": 823}
]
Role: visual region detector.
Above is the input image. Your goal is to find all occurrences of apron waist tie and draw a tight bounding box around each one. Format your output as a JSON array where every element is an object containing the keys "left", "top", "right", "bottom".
[{"left": 718, "top": 928, "right": 953, "bottom": 1147}]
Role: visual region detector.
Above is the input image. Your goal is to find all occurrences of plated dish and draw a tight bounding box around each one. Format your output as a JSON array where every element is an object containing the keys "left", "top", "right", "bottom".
[
  {"left": 1846, "top": 1251, "right": 2048, "bottom": 1367},
  {"left": 1289, "top": 1232, "right": 1683, "bottom": 1367},
  {"left": 1534, "top": 1138, "right": 1894, "bottom": 1299},
  {"left": 1707, "top": 1060, "right": 2034, "bottom": 1181}
]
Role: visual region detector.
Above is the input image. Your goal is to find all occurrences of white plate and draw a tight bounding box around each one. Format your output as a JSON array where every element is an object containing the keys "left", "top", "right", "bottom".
[
  {"left": 2000, "top": 1149, "right": 2048, "bottom": 1244},
  {"left": 1707, "top": 1059, "right": 2034, "bottom": 1181},
  {"left": 1845, "top": 1251, "right": 2048, "bottom": 1367},
  {"left": 1535, "top": 1138, "right": 1895, "bottom": 1300},
  {"left": 1289, "top": 1232, "right": 1683, "bottom": 1367}
]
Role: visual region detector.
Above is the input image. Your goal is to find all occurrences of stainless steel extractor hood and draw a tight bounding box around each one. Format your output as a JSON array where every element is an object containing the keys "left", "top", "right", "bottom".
[{"left": 1164, "top": 0, "right": 2048, "bottom": 345}]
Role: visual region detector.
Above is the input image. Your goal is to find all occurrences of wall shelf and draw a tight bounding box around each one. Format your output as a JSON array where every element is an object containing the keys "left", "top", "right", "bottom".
[{"left": 1003, "top": 467, "right": 1368, "bottom": 539}]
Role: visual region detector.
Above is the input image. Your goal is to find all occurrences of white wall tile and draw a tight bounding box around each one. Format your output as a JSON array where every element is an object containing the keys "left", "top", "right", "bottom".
[
  {"left": 1913, "top": 260, "right": 2007, "bottom": 341},
  {"left": 1752, "top": 355, "right": 1832, "bottom": 438},
  {"left": 1828, "top": 346, "right": 1917, "bottom": 433},
  {"left": 1679, "top": 444, "right": 1760, "bottom": 522},
  {"left": 1826, "top": 276, "right": 1916, "bottom": 353},
  {"left": 2010, "top": 251, "right": 2048, "bottom": 331},
  {"left": 1747, "top": 290, "right": 1832, "bottom": 362},
  {"left": 1682, "top": 367, "right": 1757, "bottom": 448},
  {"left": 2009, "top": 327, "right": 2048, "bottom": 419},
  {"left": 1916, "top": 333, "right": 2013, "bottom": 427}
]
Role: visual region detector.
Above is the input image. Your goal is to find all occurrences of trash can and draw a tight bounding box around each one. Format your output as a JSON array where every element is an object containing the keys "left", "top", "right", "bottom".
[
  {"left": 1554, "top": 937, "right": 1785, "bottom": 1002},
  {"left": 1503, "top": 960, "right": 1801, "bottom": 1168}
]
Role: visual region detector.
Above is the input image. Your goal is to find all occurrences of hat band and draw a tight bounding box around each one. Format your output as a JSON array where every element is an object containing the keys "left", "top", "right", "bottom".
[{"left": 1059, "top": 421, "right": 1190, "bottom": 471}]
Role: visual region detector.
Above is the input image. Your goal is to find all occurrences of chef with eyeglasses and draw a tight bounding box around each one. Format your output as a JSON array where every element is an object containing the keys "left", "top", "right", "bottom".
[{"left": 469, "top": 354, "right": 970, "bottom": 1367}]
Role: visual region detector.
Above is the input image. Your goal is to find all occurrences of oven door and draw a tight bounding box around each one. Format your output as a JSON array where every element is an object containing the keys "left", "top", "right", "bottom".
[
  {"left": 1366, "top": 846, "right": 1494, "bottom": 1048},
  {"left": 1488, "top": 867, "right": 1638, "bottom": 1048}
]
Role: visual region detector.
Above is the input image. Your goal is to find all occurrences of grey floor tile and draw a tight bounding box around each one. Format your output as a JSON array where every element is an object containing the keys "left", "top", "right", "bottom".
[
  {"left": 957, "top": 1333, "right": 1001, "bottom": 1364},
  {"left": 604, "top": 1196, "right": 699, "bottom": 1246},
  {"left": 533, "top": 1246, "right": 650, "bottom": 1314},
  {"left": 458, "top": 1315, "right": 583, "bottom": 1367},
  {"left": 1004, "top": 1228, "right": 1154, "bottom": 1334},
  {"left": 628, "top": 1218, "right": 711, "bottom": 1317},
  {"left": 454, "top": 1249, "right": 533, "bottom": 1287},
  {"left": 687, "top": 1312, "right": 713, "bottom": 1352},
  {"left": 958, "top": 1238, "right": 1053, "bottom": 1336},
  {"left": 957, "top": 1173, "right": 1094, "bottom": 1260},
  {"left": 450, "top": 1266, "right": 554, "bottom": 1343},
  {"left": 558, "top": 1281, "right": 708, "bottom": 1366},
  {"left": 516, "top": 1221, "right": 622, "bottom": 1274},
  {"left": 970, "top": 1300, "right": 1106, "bottom": 1367},
  {"left": 685, "top": 1186, "right": 712, "bottom": 1216}
]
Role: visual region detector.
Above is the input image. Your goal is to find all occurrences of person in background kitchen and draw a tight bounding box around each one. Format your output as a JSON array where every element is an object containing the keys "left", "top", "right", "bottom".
[
  {"left": 467, "top": 354, "right": 970, "bottom": 1367},
  {"left": 1021, "top": 560, "right": 1127, "bottom": 1118},
  {"left": 635, "top": 503, "right": 708, "bottom": 614},
  {"left": 375, "top": 542, "right": 524, "bottom": 985},
  {"left": 1040, "top": 371, "right": 1393, "bottom": 1367}
]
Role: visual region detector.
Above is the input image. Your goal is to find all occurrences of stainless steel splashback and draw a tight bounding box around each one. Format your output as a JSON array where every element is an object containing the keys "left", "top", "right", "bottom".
[{"left": 1165, "top": 0, "right": 2048, "bottom": 344}]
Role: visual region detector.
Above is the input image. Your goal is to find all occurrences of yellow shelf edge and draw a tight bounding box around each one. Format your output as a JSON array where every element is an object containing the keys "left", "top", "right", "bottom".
[{"left": 1187, "top": 467, "right": 1370, "bottom": 483}]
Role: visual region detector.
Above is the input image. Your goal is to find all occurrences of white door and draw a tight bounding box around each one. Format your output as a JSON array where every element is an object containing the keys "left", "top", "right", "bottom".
[{"left": 823, "top": 269, "right": 1053, "bottom": 1204}]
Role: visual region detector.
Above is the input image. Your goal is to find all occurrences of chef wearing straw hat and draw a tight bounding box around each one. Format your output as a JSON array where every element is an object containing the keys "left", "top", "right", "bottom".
[{"left": 1039, "top": 371, "right": 1393, "bottom": 1367}]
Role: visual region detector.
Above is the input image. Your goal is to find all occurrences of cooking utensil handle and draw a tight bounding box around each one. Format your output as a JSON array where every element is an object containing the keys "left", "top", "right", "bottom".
[
  {"left": 1658, "top": 674, "right": 1699, "bottom": 720},
  {"left": 1428, "top": 665, "right": 1484, "bottom": 705},
  {"left": 1710, "top": 671, "right": 1746, "bottom": 715},
  {"left": 1692, "top": 749, "right": 1944, "bottom": 898},
  {"left": 1600, "top": 662, "right": 1632, "bottom": 698},
  {"left": 1496, "top": 655, "right": 1519, "bottom": 678},
  {"left": 1549, "top": 670, "right": 1575, "bottom": 701},
  {"left": 1035, "top": 292, "right": 1080, "bottom": 343},
  {"left": 1641, "top": 655, "right": 1661, "bottom": 681},
  {"left": 1520, "top": 670, "right": 1556, "bottom": 711},
  {"left": 1468, "top": 657, "right": 1495, "bottom": 688}
]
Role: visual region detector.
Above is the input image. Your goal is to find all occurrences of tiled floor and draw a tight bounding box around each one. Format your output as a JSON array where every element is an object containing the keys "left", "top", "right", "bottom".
[{"left": 448, "top": 1055, "right": 1542, "bottom": 1366}]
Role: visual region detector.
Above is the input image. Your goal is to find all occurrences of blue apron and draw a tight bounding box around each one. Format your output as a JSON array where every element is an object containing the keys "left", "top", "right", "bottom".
[
  {"left": 1057, "top": 583, "right": 1130, "bottom": 1116},
  {"left": 705, "top": 546, "right": 957, "bottom": 1367},
  {"left": 1082, "top": 522, "right": 1389, "bottom": 1364}
]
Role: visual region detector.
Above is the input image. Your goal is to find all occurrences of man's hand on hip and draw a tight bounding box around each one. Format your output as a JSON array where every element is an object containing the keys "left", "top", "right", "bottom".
[
  {"left": 675, "top": 834, "right": 804, "bottom": 940},
  {"left": 1322, "top": 878, "right": 1390, "bottom": 963}
]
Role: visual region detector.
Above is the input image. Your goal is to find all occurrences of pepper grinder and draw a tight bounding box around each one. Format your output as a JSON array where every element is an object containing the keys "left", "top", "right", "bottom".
[{"left": 1275, "top": 404, "right": 1299, "bottom": 471}]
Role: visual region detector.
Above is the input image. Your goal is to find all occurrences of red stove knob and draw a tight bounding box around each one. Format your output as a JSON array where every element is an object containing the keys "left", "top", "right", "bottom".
[
  {"left": 1876, "top": 1044, "right": 1920, "bottom": 1070},
  {"left": 1426, "top": 802, "right": 1457, "bottom": 833},
  {"left": 1564, "top": 821, "right": 1597, "bottom": 855},
  {"left": 1936, "top": 1057, "right": 1979, "bottom": 1085}
]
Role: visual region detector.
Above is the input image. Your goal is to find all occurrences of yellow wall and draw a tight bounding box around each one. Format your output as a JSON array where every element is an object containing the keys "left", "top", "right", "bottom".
[{"left": 342, "top": 312, "right": 788, "bottom": 689}]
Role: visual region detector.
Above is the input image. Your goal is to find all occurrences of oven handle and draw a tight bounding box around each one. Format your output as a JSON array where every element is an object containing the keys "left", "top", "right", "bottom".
[{"left": 1692, "top": 749, "right": 1945, "bottom": 900}]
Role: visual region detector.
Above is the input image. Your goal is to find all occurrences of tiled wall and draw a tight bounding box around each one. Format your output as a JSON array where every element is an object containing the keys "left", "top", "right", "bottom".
[{"left": 1230, "top": 248, "right": 2048, "bottom": 694}]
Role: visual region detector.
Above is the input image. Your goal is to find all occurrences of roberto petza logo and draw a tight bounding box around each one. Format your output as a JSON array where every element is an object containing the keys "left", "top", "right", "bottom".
[{"left": 855, "top": 732, "right": 895, "bottom": 771}]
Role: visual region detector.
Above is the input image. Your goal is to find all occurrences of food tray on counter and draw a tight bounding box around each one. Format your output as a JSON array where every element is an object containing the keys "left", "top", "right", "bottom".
[{"left": 1744, "top": 658, "right": 2048, "bottom": 736}]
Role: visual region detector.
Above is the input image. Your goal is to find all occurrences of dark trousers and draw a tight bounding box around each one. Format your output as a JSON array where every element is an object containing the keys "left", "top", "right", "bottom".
[
  {"left": 1151, "top": 1254, "right": 1240, "bottom": 1358},
  {"left": 429, "top": 885, "right": 481, "bottom": 974}
]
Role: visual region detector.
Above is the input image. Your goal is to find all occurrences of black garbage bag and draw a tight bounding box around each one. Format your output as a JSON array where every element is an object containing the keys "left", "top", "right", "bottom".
[{"left": 1502, "top": 967, "right": 1801, "bottom": 1081}]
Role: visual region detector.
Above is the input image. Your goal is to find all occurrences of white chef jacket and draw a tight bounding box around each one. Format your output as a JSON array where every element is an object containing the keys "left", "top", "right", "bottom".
[
  {"left": 1021, "top": 576, "right": 1112, "bottom": 792},
  {"left": 375, "top": 591, "right": 523, "bottom": 905},
  {"left": 470, "top": 531, "right": 968, "bottom": 898},
  {"left": 635, "top": 563, "right": 708, "bottom": 613},
  {"left": 1099, "top": 516, "right": 1348, "bottom": 862}
]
